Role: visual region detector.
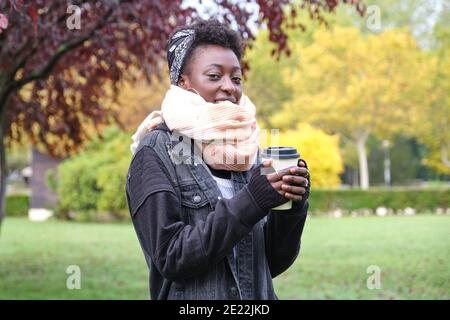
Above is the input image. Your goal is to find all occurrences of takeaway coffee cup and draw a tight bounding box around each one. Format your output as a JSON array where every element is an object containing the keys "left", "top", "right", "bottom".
[{"left": 261, "top": 146, "right": 300, "bottom": 210}]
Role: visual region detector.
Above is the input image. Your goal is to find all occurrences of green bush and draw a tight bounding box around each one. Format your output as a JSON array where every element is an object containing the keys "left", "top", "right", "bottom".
[
  {"left": 54, "top": 126, "right": 131, "bottom": 221},
  {"left": 308, "top": 188, "right": 450, "bottom": 214},
  {"left": 5, "top": 195, "right": 29, "bottom": 217}
]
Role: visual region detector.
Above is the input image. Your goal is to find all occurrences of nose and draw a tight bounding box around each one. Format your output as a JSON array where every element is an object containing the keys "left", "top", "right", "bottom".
[{"left": 220, "top": 76, "right": 236, "bottom": 95}]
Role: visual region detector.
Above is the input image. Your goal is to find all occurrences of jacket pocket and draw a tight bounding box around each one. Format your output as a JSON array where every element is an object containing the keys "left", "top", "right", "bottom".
[
  {"left": 179, "top": 183, "right": 211, "bottom": 225},
  {"left": 179, "top": 183, "right": 209, "bottom": 209}
]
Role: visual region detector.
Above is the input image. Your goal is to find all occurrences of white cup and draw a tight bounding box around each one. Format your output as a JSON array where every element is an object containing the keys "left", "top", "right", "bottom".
[{"left": 261, "top": 147, "right": 300, "bottom": 210}]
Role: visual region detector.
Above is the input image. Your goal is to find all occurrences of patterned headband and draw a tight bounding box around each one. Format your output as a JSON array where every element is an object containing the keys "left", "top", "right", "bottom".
[{"left": 167, "top": 29, "right": 195, "bottom": 85}]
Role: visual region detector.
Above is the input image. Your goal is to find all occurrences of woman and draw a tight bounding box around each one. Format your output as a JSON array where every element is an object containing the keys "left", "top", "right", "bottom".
[{"left": 125, "top": 19, "right": 310, "bottom": 300}]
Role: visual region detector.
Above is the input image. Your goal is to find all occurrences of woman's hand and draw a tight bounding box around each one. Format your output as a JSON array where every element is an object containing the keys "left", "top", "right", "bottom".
[{"left": 262, "top": 159, "right": 309, "bottom": 202}]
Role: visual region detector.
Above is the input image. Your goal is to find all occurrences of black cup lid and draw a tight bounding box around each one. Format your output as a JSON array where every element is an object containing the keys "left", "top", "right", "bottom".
[{"left": 261, "top": 146, "right": 299, "bottom": 159}]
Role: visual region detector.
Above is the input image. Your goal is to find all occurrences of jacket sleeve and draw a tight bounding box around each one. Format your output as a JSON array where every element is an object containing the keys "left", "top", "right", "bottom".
[
  {"left": 127, "top": 146, "right": 286, "bottom": 281},
  {"left": 264, "top": 200, "right": 309, "bottom": 278},
  {"left": 264, "top": 157, "right": 311, "bottom": 278}
]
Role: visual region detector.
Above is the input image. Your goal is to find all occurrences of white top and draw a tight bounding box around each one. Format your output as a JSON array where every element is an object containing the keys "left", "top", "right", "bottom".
[{"left": 212, "top": 176, "right": 236, "bottom": 199}]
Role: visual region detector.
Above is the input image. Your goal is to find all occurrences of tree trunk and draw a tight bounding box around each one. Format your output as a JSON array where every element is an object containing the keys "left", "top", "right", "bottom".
[
  {"left": 353, "top": 166, "right": 359, "bottom": 187},
  {"left": 356, "top": 134, "right": 369, "bottom": 190},
  {"left": 0, "top": 105, "right": 6, "bottom": 229},
  {"left": 441, "top": 145, "right": 450, "bottom": 169}
]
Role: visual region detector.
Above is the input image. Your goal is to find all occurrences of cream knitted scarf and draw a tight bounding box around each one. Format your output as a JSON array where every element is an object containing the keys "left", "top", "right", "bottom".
[{"left": 130, "top": 85, "right": 260, "bottom": 171}]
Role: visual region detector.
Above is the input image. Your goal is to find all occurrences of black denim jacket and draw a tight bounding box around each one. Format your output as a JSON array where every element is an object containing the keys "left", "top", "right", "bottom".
[{"left": 125, "top": 122, "right": 309, "bottom": 300}]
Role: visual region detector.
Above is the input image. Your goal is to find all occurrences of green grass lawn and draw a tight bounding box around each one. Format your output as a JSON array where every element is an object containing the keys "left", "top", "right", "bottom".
[{"left": 0, "top": 215, "right": 449, "bottom": 299}]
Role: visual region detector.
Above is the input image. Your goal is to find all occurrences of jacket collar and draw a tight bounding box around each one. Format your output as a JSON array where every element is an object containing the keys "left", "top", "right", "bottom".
[{"left": 155, "top": 121, "right": 171, "bottom": 132}]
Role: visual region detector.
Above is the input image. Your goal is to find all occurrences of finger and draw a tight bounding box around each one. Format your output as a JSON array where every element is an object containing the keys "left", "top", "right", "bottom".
[
  {"left": 267, "top": 166, "right": 307, "bottom": 183},
  {"left": 288, "top": 166, "right": 309, "bottom": 177},
  {"left": 266, "top": 172, "right": 280, "bottom": 183},
  {"left": 284, "top": 192, "right": 303, "bottom": 202},
  {"left": 266, "top": 167, "right": 292, "bottom": 183},
  {"left": 298, "top": 160, "right": 306, "bottom": 167},
  {"left": 276, "top": 167, "right": 293, "bottom": 178},
  {"left": 262, "top": 159, "right": 273, "bottom": 168},
  {"left": 271, "top": 180, "right": 284, "bottom": 194},
  {"left": 266, "top": 168, "right": 289, "bottom": 182},
  {"left": 281, "top": 184, "right": 307, "bottom": 195},
  {"left": 282, "top": 175, "right": 309, "bottom": 187},
  {"left": 262, "top": 178, "right": 285, "bottom": 194}
]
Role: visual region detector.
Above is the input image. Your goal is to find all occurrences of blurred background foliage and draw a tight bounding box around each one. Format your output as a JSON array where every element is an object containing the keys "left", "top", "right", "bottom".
[
  {"left": 50, "top": 126, "right": 130, "bottom": 221},
  {"left": 5, "top": 0, "right": 449, "bottom": 219},
  {"left": 2, "top": 0, "right": 449, "bottom": 301},
  {"left": 274, "top": 123, "right": 344, "bottom": 188}
]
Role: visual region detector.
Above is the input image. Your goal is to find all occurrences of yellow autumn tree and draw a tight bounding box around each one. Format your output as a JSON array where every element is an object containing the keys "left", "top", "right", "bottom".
[
  {"left": 259, "top": 122, "right": 344, "bottom": 187},
  {"left": 272, "top": 26, "right": 427, "bottom": 189},
  {"left": 408, "top": 23, "right": 450, "bottom": 175},
  {"left": 103, "top": 65, "right": 170, "bottom": 133}
]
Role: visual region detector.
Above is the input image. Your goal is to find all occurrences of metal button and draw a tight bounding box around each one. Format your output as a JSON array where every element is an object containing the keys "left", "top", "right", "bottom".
[
  {"left": 230, "top": 286, "right": 238, "bottom": 296},
  {"left": 193, "top": 195, "right": 202, "bottom": 203},
  {"left": 217, "top": 196, "right": 222, "bottom": 200}
]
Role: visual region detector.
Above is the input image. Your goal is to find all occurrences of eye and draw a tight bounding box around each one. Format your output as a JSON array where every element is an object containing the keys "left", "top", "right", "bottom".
[
  {"left": 208, "top": 74, "right": 221, "bottom": 81},
  {"left": 232, "top": 77, "right": 242, "bottom": 84}
]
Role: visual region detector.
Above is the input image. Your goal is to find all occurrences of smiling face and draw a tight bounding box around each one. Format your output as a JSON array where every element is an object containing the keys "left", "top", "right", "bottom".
[{"left": 178, "top": 44, "right": 243, "bottom": 104}]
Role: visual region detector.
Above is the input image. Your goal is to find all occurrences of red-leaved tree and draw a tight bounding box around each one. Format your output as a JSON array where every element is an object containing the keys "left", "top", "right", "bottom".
[{"left": 0, "top": 0, "right": 365, "bottom": 225}]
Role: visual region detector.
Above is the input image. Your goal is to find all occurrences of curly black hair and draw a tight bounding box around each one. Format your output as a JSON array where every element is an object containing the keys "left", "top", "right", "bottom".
[{"left": 167, "top": 19, "right": 243, "bottom": 76}]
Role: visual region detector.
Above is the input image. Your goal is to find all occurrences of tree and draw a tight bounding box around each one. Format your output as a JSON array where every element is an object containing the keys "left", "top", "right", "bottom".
[
  {"left": 410, "top": 18, "right": 450, "bottom": 174},
  {"left": 304, "top": 1, "right": 450, "bottom": 183},
  {"left": 272, "top": 26, "right": 426, "bottom": 189},
  {"left": 337, "top": 0, "right": 450, "bottom": 178},
  {"left": 244, "top": 9, "right": 328, "bottom": 128},
  {"left": 109, "top": 66, "right": 170, "bottom": 132},
  {"left": 276, "top": 123, "right": 344, "bottom": 187},
  {"left": 0, "top": 0, "right": 364, "bottom": 225},
  {"left": 342, "top": 0, "right": 447, "bottom": 48},
  {"left": 244, "top": 29, "right": 294, "bottom": 128}
]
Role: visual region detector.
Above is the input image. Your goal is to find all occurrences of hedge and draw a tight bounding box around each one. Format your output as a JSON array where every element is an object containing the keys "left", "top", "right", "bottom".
[
  {"left": 5, "top": 188, "right": 449, "bottom": 221},
  {"left": 308, "top": 188, "right": 450, "bottom": 214},
  {"left": 5, "top": 195, "right": 29, "bottom": 217}
]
